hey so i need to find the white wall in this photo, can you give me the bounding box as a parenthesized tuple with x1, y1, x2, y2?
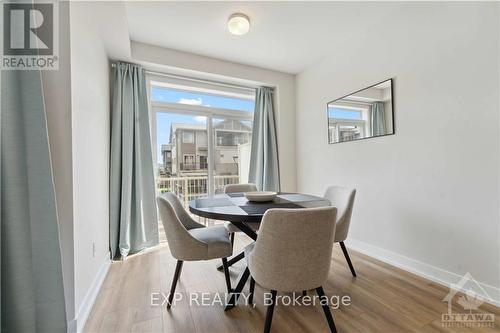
(68, 2, 129, 331)
(70, 3, 110, 328)
(296, 3, 500, 303)
(131, 42, 297, 191)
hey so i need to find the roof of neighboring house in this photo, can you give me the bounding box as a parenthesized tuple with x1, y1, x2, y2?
(171, 123, 206, 133)
(170, 123, 206, 144)
(161, 144, 172, 152)
(171, 120, 251, 134)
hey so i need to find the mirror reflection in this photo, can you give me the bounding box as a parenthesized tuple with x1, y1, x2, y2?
(327, 79, 394, 144)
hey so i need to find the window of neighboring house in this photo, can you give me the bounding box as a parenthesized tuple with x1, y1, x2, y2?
(215, 130, 251, 147)
(183, 154, 195, 166)
(199, 156, 208, 169)
(182, 131, 194, 143)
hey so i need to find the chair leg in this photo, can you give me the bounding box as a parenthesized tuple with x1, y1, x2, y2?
(339, 241, 357, 277)
(221, 258, 232, 293)
(263, 290, 277, 333)
(230, 233, 235, 247)
(249, 276, 255, 304)
(225, 267, 250, 310)
(316, 286, 337, 333)
(167, 260, 183, 309)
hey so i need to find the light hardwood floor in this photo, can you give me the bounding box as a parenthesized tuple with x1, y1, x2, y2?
(84, 235, 500, 333)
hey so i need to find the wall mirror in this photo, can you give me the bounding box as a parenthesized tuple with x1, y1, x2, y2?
(327, 79, 394, 144)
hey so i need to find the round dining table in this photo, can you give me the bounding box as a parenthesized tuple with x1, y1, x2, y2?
(188, 191, 331, 310)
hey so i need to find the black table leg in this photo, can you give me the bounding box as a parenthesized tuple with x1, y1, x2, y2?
(216, 250, 245, 271)
(224, 267, 250, 310)
(222, 222, 257, 311)
(231, 222, 258, 240)
(217, 221, 258, 270)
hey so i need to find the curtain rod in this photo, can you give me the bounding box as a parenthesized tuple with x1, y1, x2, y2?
(111, 62, 257, 92)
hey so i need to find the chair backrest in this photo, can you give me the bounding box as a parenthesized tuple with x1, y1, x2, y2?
(323, 186, 356, 242)
(156, 193, 205, 260)
(224, 183, 258, 193)
(247, 207, 337, 292)
(161, 192, 204, 230)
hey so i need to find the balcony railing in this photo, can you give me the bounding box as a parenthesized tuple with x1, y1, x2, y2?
(157, 175, 240, 208)
(179, 163, 208, 171)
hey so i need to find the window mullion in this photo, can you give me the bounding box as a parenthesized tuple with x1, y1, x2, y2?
(207, 115, 214, 196)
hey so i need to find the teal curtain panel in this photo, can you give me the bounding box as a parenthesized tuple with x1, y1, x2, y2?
(371, 101, 386, 136)
(1, 70, 67, 332)
(248, 87, 280, 192)
(110, 62, 159, 259)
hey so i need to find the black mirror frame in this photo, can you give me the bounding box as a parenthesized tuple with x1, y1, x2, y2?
(326, 78, 395, 145)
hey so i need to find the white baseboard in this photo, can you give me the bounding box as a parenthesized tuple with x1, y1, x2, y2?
(346, 238, 500, 307)
(67, 318, 77, 333)
(75, 253, 111, 333)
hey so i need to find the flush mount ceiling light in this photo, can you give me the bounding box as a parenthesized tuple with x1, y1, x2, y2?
(227, 13, 250, 35)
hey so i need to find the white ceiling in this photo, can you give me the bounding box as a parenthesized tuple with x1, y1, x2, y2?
(125, 2, 404, 74)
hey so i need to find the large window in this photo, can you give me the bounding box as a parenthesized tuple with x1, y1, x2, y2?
(149, 76, 255, 210)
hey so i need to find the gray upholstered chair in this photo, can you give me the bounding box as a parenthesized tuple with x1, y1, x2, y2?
(224, 183, 258, 194)
(157, 193, 233, 308)
(223, 183, 260, 245)
(324, 186, 357, 277)
(245, 207, 338, 333)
